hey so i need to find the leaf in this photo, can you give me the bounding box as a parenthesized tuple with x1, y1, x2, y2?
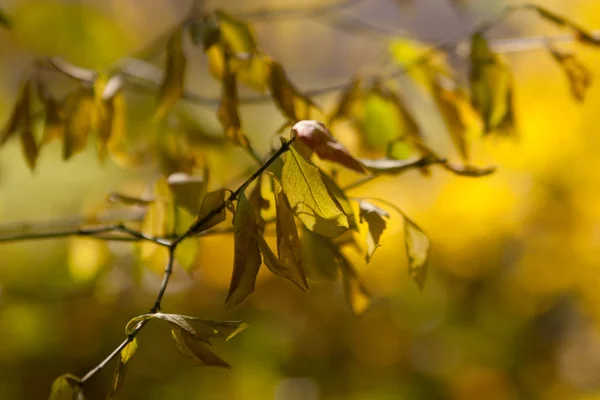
(63, 88, 94, 160)
(154, 29, 186, 121)
(403, 216, 430, 290)
(171, 326, 231, 368)
(39, 92, 64, 145)
(320, 172, 358, 230)
(107, 339, 138, 400)
(275, 188, 308, 288)
(300, 228, 339, 281)
(329, 77, 363, 123)
(187, 319, 249, 343)
(126, 313, 197, 336)
(281, 145, 349, 237)
(291, 120, 366, 173)
(256, 232, 308, 291)
(189, 14, 221, 50)
(469, 33, 516, 136)
(359, 156, 439, 175)
(49, 374, 82, 400)
(267, 59, 321, 121)
(339, 253, 372, 315)
(548, 45, 593, 101)
(216, 10, 257, 54)
(358, 201, 390, 263)
(217, 49, 250, 147)
(1, 80, 30, 147)
(18, 82, 38, 171)
(529, 5, 600, 46)
(226, 192, 262, 309)
(107, 192, 153, 206)
(190, 189, 227, 234)
(167, 172, 207, 215)
(0, 8, 11, 28)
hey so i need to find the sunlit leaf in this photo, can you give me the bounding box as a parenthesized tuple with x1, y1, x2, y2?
(469, 33, 516, 136)
(291, 120, 366, 173)
(339, 253, 372, 315)
(320, 172, 358, 230)
(529, 5, 600, 46)
(49, 374, 82, 400)
(275, 187, 308, 288)
(358, 200, 390, 263)
(360, 156, 438, 175)
(190, 189, 226, 234)
(226, 192, 262, 309)
(154, 29, 186, 121)
(107, 339, 138, 400)
(171, 326, 231, 368)
(403, 215, 430, 290)
(167, 172, 207, 215)
(547, 45, 592, 101)
(217, 50, 250, 147)
(267, 59, 321, 121)
(281, 145, 349, 237)
(189, 14, 220, 50)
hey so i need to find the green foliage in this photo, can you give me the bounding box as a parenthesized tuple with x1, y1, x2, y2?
(49, 374, 82, 400)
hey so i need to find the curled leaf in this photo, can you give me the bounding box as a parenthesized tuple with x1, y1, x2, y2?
(291, 120, 366, 173)
(359, 200, 390, 263)
(281, 145, 349, 237)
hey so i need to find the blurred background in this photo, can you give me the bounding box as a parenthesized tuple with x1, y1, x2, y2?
(1, 0, 600, 398)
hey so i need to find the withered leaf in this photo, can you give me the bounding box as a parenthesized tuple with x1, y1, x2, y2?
(171, 326, 231, 368)
(217, 49, 250, 147)
(291, 120, 366, 173)
(548, 45, 593, 101)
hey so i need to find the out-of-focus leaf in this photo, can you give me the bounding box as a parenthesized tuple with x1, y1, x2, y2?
(67, 237, 108, 283)
(281, 145, 349, 237)
(105, 91, 141, 167)
(529, 5, 600, 46)
(189, 14, 221, 50)
(49, 374, 82, 400)
(443, 162, 496, 177)
(217, 50, 250, 147)
(432, 78, 482, 161)
(40, 93, 64, 145)
(0, 8, 11, 28)
(167, 172, 207, 215)
(207, 44, 225, 80)
(107, 192, 153, 206)
(267, 59, 321, 121)
(291, 120, 366, 173)
(469, 33, 516, 136)
(274, 187, 308, 288)
(359, 156, 438, 175)
(548, 45, 592, 101)
(226, 192, 262, 309)
(329, 77, 362, 123)
(171, 326, 231, 368)
(389, 37, 446, 87)
(359, 200, 390, 263)
(190, 189, 226, 234)
(107, 339, 138, 400)
(339, 253, 372, 315)
(404, 215, 430, 290)
(154, 29, 186, 121)
(63, 88, 94, 160)
(216, 10, 257, 54)
(301, 228, 339, 281)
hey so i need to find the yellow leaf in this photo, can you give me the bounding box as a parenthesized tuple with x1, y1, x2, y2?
(226, 192, 262, 309)
(18, 81, 38, 171)
(68, 237, 109, 283)
(548, 45, 593, 102)
(358, 200, 390, 263)
(40, 94, 64, 145)
(107, 339, 138, 400)
(329, 77, 363, 123)
(404, 215, 430, 290)
(171, 326, 231, 368)
(191, 189, 227, 234)
(49, 373, 82, 400)
(63, 88, 94, 160)
(167, 172, 207, 216)
(217, 50, 250, 147)
(281, 145, 349, 237)
(154, 29, 186, 121)
(256, 232, 308, 291)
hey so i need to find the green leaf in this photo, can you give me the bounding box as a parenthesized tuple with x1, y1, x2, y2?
(154, 28, 186, 121)
(167, 172, 207, 215)
(171, 326, 231, 368)
(49, 374, 82, 400)
(281, 145, 349, 237)
(404, 215, 430, 290)
(275, 187, 308, 289)
(469, 33, 516, 136)
(339, 253, 372, 315)
(189, 14, 221, 50)
(547, 45, 592, 102)
(106, 339, 138, 400)
(226, 192, 262, 309)
(191, 189, 227, 234)
(358, 200, 390, 263)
